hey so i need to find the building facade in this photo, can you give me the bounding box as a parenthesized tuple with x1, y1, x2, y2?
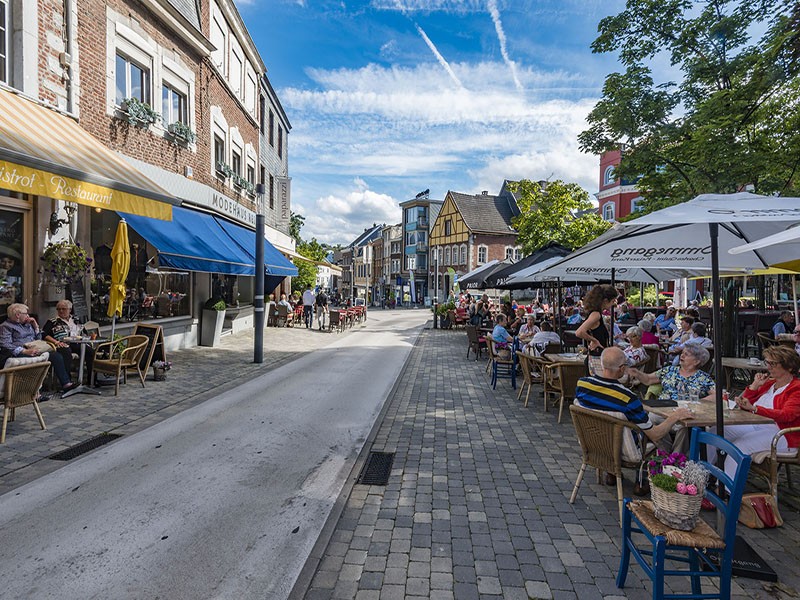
(0, 0, 296, 349)
(399, 193, 442, 304)
(596, 149, 643, 222)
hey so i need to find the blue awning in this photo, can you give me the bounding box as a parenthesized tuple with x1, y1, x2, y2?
(120, 206, 297, 277)
(213, 216, 298, 277)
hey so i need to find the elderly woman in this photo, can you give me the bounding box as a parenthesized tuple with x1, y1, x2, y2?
(668, 321, 713, 365)
(637, 319, 660, 345)
(508, 306, 528, 336)
(629, 344, 715, 402)
(623, 326, 649, 366)
(518, 314, 539, 345)
(726, 346, 800, 481)
(669, 315, 695, 345)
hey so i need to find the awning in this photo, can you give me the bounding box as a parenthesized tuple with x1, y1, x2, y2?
(213, 216, 298, 277)
(120, 206, 298, 278)
(0, 87, 174, 220)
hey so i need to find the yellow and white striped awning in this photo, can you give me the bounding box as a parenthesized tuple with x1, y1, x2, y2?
(0, 87, 173, 220)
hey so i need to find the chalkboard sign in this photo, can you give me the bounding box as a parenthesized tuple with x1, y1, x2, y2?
(133, 323, 166, 370)
(69, 280, 89, 323)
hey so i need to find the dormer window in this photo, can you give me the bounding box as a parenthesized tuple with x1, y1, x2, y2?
(604, 165, 616, 186)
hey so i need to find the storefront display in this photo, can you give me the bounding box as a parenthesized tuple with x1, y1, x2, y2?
(0, 208, 24, 312)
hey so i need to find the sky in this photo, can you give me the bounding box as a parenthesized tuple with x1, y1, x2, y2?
(239, 0, 628, 245)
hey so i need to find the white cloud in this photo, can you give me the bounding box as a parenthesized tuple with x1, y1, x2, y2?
(487, 0, 522, 91)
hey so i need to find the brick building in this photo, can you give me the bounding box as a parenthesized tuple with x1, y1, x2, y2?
(596, 149, 643, 222)
(0, 0, 296, 349)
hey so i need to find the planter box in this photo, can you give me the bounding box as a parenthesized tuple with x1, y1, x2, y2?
(200, 309, 226, 347)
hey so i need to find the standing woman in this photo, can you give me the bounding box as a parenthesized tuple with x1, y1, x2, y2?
(576, 284, 618, 376)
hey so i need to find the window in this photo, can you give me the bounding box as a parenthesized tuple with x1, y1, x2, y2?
(277, 125, 283, 158)
(210, 15, 226, 73)
(392, 259, 400, 273)
(116, 53, 150, 105)
(247, 164, 255, 186)
(268, 110, 274, 146)
(214, 134, 226, 173)
(604, 165, 616, 186)
(259, 96, 265, 130)
(417, 255, 426, 269)
(161, 84, 187, 124)
(630, 196, 643, 213)
(444, 219, 452, 236)
(269, 174, 274, 209)
(417, 231, 426, 243)
(477, 245, 487, 264)
(407, 256, 416, 270)
(514, 247, 522, 261)
(231, 149, 242, 177)
(602, 202, 615, 221)
(445, 247, 451, 265)
(505, 246, 514, 260)
(460, 245, 467, 264)
(0, 0, 8, 84)
(230, 48, 243, 96)
(245, 72, 256, 112)
(438, 247, 443, 265)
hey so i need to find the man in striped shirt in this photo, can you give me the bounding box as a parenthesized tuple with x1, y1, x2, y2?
(575, 347, 692, 447)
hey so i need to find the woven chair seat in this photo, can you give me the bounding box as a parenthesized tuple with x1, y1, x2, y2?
(629, 500, 725, 549)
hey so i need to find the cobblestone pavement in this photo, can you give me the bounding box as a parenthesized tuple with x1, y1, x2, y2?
(0, 319, 355, 495)
(303, 328, 800, 600)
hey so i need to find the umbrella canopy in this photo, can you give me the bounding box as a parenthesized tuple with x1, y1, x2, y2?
(107, 219, 130, 319)
(483, 242, 572, 289)
(459, 260, 513, 290)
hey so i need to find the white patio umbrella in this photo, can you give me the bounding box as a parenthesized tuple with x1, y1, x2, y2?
(535, 192, 800, 434)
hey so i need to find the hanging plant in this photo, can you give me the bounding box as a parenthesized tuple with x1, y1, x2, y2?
(40, 241, 92, 283)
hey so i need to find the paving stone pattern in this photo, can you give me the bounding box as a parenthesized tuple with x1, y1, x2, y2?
(304, 328, 800, 600)
(0, 323, 334, 495)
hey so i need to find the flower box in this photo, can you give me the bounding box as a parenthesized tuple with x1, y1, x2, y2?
(121, 98, 160, 128)
(167, 121, 196, 144)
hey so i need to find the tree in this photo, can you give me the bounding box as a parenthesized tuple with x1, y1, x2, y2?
(510, 180, 611, 254)
(291, 238, 329, 294)
(579, 0, 800, 215)
(289, 212, 305, 244)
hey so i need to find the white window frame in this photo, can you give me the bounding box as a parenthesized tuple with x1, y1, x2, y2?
(602, 202, 615, 221)
(460, 244, 467, 265)
(630, 196, 643, 214)
(230, 42, 243, 97)
(444, 247, 451, 265)
(477, 245, 488, 264)
(108, 22, 157, 114)
(604, 165, 616, 186)
(514, 247, 522, 261)
(0, 0, 9, 85)
(407, 256, 416, 271)
(245, 68, 257, 114)
(505, 246, 514, 260)
(210, 8, 227, 75)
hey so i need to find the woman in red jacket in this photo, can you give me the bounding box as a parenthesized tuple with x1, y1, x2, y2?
(729, 345, 800, 480)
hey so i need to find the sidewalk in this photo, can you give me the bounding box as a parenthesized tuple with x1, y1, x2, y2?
(0, 322, 338, 495)
(301, 328, 800, 600)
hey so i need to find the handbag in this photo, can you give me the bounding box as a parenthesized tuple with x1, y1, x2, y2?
(738, 493, 783, 529)
(24, 340, 55, 353)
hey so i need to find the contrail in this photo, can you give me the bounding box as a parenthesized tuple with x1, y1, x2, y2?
(414, 23, 464, 88)
(487, 0, 522, 91)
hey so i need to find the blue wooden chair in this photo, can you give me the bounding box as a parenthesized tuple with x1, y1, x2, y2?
(616, 428, 751, 600)
(488, 340, 516, 390)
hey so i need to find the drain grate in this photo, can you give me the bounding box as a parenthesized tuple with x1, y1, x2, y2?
(49, 433, 123, 461)
(356, 451, 395, 485)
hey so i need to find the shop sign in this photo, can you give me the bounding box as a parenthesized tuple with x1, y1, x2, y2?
(210, 192, 256, 227)
(276, 177, 291, 231)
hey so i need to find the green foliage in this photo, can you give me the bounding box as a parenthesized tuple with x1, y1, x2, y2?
(650, 473, 678, 493)
(579, 0, 800, 214)
(122, 97, 160, 127)
(291, 238, 329, 294)
(626, 284, 659, 307)
(40, 241, 92, 283)
(289, 212, 306, 244)
(203, 297, 226, 311)
(510, 180, 611, 253)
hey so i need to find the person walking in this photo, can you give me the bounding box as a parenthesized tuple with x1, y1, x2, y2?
(302, 285, 316, 329)
(315, 289, 329, 331)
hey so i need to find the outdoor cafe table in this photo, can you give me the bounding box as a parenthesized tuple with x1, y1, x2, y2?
(544, 352, 585, 364)
(721, 357, 767, 392)
(644, 398, 772, 428)
(61, 337, 107, 398)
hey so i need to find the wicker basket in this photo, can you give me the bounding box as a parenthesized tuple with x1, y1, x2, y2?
(649, 477, 703, 530)
(153, 367, 167, 381)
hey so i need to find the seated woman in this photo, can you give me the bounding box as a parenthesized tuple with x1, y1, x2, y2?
(727, 346, 800, 481)
(637, 319, 660, 346)
(508, 307, 528, 336)
(669, 315, 694, 345)
(517, 314, 539, 345)
(622, 326, 648, 366)
(617, 302, 635, 323)
(491, 313, 514, 359)
(628, 344, 715, 402)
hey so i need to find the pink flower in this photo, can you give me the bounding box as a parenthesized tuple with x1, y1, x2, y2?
(686, 484, 698, 496)
(676, 482, 687, 494)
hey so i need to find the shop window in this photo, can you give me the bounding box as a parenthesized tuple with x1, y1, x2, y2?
(212, 273, 239, 308)
(115, 52, 150, 105)
(0, 208, 24, 313)
(90, 211, 190, 326)
(161, 84, 186, 125)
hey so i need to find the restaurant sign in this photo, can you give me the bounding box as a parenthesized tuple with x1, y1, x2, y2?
(276, 176, 291, 232)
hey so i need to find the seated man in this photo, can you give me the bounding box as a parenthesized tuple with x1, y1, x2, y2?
(566, 307, 583, 325)
(575, 347, 692, 485)
(772, 310, 795, 338)
(668, 321, 713, 365)
(277, 293, 292, 309)
(0, 303, 76, 393)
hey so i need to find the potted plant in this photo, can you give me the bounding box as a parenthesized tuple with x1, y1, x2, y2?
(40, 241, 92, 302)
(647, 450, 710, 530)
(167, 121, 196, 144)
(152, 360, 172, 381)
(121, 97, 160, 128)
(436, 301, 455, 329)
(200, 297, 226, 346)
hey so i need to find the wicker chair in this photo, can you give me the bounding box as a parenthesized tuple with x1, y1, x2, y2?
(569, 404, 652, 524)
(543, 361, 585, 423)
(466, 325, 487, 361)
(0, 361, 51, 443)
(515, 351, 538, 407)
(328, 309, 344, 333)
(275, 304, 294, 327)
(91, 334, 149, 396)
(749, 426, 800, 504)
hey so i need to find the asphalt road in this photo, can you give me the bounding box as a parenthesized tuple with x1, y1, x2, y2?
(0, 310, 429, 600)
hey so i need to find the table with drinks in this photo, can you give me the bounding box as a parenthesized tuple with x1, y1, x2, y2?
(721, 356, 768, 392)
(61, 335, 107, 398)
(644, 397, 772, 428)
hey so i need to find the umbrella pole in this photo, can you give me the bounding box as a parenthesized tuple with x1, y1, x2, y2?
(610, 268, 616, 338)
(557, 280, 563, 340)
(793, 275, 798, 325)
(111, 315, 116, 340)
(710, 223, 723, 438)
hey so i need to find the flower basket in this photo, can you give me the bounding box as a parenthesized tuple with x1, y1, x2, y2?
(649, 476, 703, 530)
(153, 366, 167, 381)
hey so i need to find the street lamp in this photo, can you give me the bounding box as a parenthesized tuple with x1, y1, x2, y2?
(254, 183, 266, 363)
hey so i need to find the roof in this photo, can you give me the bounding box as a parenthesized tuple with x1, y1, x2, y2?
(166, 0, 201, 31)
(349, 224, 383, 247)
(449, 191, 518, 234)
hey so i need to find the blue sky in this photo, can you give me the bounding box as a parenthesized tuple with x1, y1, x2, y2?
(239, 0, 627, 245)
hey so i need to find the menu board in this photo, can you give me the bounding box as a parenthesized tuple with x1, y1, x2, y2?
(69, 280, 89, 322)
(133, 323, 165, 369)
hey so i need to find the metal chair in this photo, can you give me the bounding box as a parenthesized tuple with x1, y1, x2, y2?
(0, 362, 51, 443)
(617, 428, 752, 600)
(91, 334, 149, 396)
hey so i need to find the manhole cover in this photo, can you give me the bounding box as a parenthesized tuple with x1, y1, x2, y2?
(49, 433, 123, 461)
(357, 451, 394, 485)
